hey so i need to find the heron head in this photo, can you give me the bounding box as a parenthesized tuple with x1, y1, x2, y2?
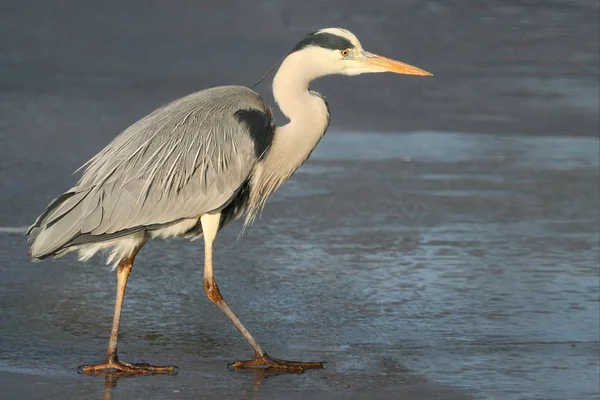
(287, 28, 432, 78)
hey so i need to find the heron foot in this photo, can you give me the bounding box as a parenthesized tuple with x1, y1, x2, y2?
(228, 352, 325, 372)
(78, 359, 177, 375)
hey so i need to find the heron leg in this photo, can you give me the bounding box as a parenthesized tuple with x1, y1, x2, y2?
(79, 242, 176, 375)
(200, 213, 325, 372)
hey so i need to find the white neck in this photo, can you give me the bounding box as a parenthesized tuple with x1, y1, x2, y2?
(272, 50, 330, 129)
(270, 50, 330, 171)
(245, 50, 330, 225)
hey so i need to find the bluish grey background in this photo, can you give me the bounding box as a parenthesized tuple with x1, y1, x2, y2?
(0, 1, 598, 399)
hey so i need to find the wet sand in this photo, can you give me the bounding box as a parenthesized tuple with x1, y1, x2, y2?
(1, 1, 599, 400)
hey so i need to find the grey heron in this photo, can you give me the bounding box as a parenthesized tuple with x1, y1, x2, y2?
(26, 28, 431, 373)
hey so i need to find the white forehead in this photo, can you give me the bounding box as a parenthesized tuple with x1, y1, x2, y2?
(316, 27, 363, 49)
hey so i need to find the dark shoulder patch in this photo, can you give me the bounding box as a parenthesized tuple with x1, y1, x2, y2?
(290, 32, 354, 54)
(234, 109, 274, 160)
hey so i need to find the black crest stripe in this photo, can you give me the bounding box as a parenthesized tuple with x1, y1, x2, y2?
(290, 32, 354, 54)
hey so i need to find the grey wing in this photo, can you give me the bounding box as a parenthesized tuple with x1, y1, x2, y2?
(27, 85, 273, 259)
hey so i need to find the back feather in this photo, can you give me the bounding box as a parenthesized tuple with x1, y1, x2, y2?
(27, 85, 272, 260)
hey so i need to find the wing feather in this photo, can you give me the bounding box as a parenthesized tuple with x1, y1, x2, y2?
(27, 85, 273, 258)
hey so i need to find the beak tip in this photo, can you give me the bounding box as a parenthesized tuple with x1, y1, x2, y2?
(364, 53, 432, 77)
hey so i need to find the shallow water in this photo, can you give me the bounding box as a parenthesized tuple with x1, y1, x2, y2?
(1, 131, 599, 399)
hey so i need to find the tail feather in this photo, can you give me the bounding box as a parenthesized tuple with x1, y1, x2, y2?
(26, 191, 76, 235)
(27, 189, 90, 260)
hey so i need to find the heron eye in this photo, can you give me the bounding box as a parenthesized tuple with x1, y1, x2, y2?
(341, 49, 350, 57)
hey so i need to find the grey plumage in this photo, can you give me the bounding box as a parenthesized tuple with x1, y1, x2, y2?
(27, 86, 273, 262)
(27, 27, 431, 269)
(25, 27, 432, 373)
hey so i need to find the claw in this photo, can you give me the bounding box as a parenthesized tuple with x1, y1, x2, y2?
(229, 352, 325, 372)
(78, 360, 178, 375)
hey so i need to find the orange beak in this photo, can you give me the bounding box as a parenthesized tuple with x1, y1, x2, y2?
(359, 51, 432, 76)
